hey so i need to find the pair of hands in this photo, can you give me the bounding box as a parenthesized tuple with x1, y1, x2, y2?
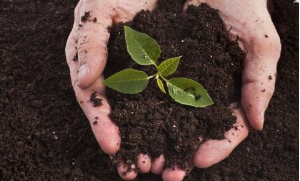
(65, 0, 281, 180)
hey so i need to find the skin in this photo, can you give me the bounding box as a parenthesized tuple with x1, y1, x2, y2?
(65, 0, 281, 180)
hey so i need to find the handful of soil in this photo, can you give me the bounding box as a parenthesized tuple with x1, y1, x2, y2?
(104, 1, 244, 170)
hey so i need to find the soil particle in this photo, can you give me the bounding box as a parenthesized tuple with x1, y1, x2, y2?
(93, 121, 98, 125)
(73, 53, 78, 61)
(90, 92, 103, 107)
(268, 75, 273, 80)
(93, 17, 97, 23)
(194, 95, 201, 101)
(81, 11, 90, 22)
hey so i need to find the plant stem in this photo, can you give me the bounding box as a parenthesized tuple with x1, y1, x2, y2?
(148, 74, 157, 79)
(159, 75, 168, 82)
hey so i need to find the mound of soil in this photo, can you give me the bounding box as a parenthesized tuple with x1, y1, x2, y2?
(104, 1, 244, 170)
(0, 0, 298, 181)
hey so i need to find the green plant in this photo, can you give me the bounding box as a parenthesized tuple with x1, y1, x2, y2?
(103, 26, 213, 108)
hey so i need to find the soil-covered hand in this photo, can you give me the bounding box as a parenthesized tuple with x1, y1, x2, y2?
(161, 0, 281, 180)
(65, 0, 159, 180)
(184, 0, 281, 131)
(66, 0, 281, 180)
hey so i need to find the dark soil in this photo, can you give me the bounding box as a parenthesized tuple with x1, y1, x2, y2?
(105, 2, 244, 170)
(90, 92, 103, 107)
(0, 0, 298, 181)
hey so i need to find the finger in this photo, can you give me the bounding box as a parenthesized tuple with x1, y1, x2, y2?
(77, 0, 113, 88)
(117, 162, 137, 180)
(151, 154, 166, 175)
(112, 0, 158, 23)
(241, 15, 281, 130)
(66, 1, 120, 154)
(162, 166, 186, 181)
(183, 0, 203, 11)
(65, 2, 81, 69)
(193, 103, 249, 168)
(77, 0, 159, 88)
(73, 76, 121, 154)
(137, 154, 151, 173)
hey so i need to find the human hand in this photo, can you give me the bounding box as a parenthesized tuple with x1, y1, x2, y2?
(65, 0, 160, 180)
(66, 0, 281, 180)
(161, 0, 281, 180)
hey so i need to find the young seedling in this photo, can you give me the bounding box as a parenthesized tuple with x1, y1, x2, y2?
(103, 26, 213, 108)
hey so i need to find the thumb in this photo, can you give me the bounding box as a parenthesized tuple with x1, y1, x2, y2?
(241, 14, 281, 130)
(76, 0, 113, 88)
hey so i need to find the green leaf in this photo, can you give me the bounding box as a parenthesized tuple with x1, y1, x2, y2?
(124, 26, 161, 66)
(156, 77, 166, 93)
(157, 56, 181, 77)
(103, 69, 149, 94)
(166, 78, 213, 107)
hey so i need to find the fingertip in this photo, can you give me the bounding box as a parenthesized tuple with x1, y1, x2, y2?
(117, 162, 137, 181)
(96, 128, 120, 155)
(193, 140, 230, 168)
(91, 116, 121, 155)
(248, 112, 264, 131)
(137, 154, 151, 173)
(99, 138, 120, 155)
(193, 153, 219, 168)
(242, 83, 270, 131)
(241, 100, 265, 131)
(194, 105, 249, 168)
(151, 155, 166, 175)
(162, 167, 186, 181)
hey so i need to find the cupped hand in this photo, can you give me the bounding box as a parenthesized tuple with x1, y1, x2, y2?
(65, 0, 160, 180)
(185, 0, 281, 130)
(65, 0, 281, 180)
(163, 0, 281, 180)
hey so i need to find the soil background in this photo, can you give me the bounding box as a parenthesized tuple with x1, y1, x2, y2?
(0, 0, 298, 180)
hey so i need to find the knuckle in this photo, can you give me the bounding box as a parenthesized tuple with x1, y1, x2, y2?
(78, 34, 107, 56)
(66, 33, 76, 50)
(65, 39, 72, 55)
(77, 34, 93, 55)
(65, 33, 78, 63)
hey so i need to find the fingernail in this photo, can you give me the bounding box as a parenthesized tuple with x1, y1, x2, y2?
(78, 64, 89, 81)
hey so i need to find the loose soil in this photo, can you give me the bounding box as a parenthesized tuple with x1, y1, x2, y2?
(0, 0, 298, 181)
(105, 2, 244, 170)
